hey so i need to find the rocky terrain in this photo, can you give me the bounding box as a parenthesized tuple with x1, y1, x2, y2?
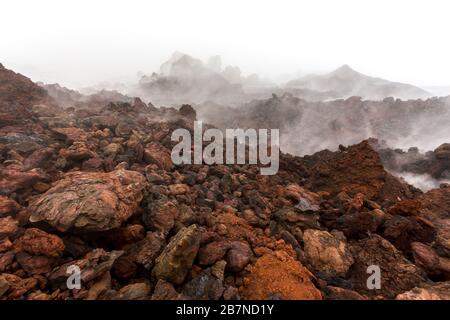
(0, 62, 449, 300)
(197, 92, 450, 156)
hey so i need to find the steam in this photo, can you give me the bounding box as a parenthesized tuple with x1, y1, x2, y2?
(396, 172, 450, 192)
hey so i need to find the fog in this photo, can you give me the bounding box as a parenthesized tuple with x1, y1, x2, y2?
(1, 0, 450, 89)
(396, 172, 449, 192)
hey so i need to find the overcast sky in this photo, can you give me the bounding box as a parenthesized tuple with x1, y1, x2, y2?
(1, 0, 449, 88)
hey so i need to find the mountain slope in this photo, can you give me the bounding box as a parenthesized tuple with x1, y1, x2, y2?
(286, 64, 430, 100)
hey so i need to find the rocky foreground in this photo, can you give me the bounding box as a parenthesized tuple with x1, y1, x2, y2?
(0, 64, 449, 300)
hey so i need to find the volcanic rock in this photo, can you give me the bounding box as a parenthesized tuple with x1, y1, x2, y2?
(303, 229, 354, 278)
(152, 224, 201, 285)
(347, 234, 427, 298)
(29, 169, 147, 232)
(240, 251, 322, 300)
(396, 282, 450, 300)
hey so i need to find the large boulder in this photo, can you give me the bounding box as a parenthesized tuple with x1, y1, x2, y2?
(303, 229, 354, 278)
(29, 169, 147, 232)
(347, 234, 427, 298)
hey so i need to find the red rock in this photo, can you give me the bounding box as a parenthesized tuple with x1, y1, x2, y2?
(144, 142, 173, 171)
(15, 252, 54, 275)
(0, 251, 15, 272)
(143, 200, 178, 235)
(29, 169, 147, 232)
(348, 234, 427, 298)
(23, 148, 55, 170)
(14, 228, 64, 257)
(48, 249, 123, 287)
(324, 286, 368, 300)
(110, 282, 151, 300)
(382, 215, 436, 253)
(59, 141, 97, 162)
(0, 167, 44, 194)
(226, 241, 252, 272)
(241, 251, 322, 300)
(198, 241, 230, 266)
(396, 282, 450, 300)
(0, 196, 21, 217)
(411, 242, 450, 278)
(305, 140, 419, 205)
(0, 216, 19, 239)
(52, 127, 88, 143)
(168, 183, 190, 195)
(151, 280, 186, 300)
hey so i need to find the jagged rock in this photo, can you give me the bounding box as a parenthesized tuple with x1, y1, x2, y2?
(86, 271, 111, 300)
(323, 286, 368, 300)
(382, 215, 436, 253)
(143, 199, 178, 235)
(0, 273, 39, 299)
(14, 228, 64, 257)
(336, 210, 384, 239)
(23, 147, 54, 170)
(0, 196, 21, 217)
(223, 286, 240, 300)
(241, 251, 322, 300)
(48, 249, 123, 289)
(0, 251, 15, 272)
(211, 260, 226, 281)
(396, 282, 450, 300)
(152, 224, 201, 285)
(198, 240, 230, 266)
(144, 142, 173, 171)
(0, 216, 18, 239)
(284, 184, 320, 212)
(182, 268, 225, 300)
(29, 169, 147, 231)
(103, 143, 123, 156)
(411, 242, 450, 279)
(59, 141, 97, 161)
(151, 280, 187, 300)
(51, 127, 88, 143)
(304, 140, 419, 206)
(348, 234, 427, 298)
(135, 232, 166, 269)
(110, 282, 151, 300)
(15, 252, 54, 275)
(226, 241, 252, 272)
(0, 167, 44, 195)
(303, 229, 354, 278)
(168, 183, 190, 195)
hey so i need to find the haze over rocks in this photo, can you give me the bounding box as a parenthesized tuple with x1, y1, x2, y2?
(0, 61, 449, 301)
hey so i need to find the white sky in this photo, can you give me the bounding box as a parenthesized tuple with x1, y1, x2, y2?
(1, 0, 449, 88)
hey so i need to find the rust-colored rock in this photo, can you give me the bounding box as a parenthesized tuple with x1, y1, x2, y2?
(241, 251, 322, 300)
(348, 234, 427, 298)
(29, 169, 147, 231)
(144, 142, 173, 171)
(14, 228, 64, 257)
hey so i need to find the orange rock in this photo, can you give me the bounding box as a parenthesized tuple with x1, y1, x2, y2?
(14, 228, 65, 258)
(0, 196, 21, 217)
(241, 251, 322, 300)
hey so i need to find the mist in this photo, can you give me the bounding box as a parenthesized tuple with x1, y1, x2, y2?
(2, 0, 450, 89)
